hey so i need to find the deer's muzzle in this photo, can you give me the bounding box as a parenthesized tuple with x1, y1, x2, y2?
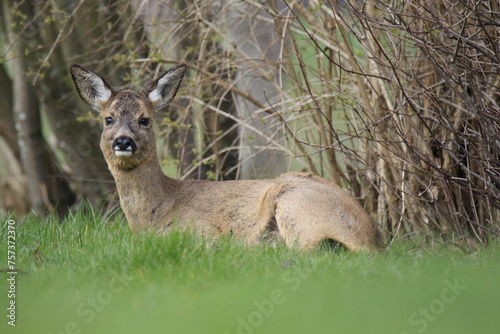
(113, 136, 137, 157)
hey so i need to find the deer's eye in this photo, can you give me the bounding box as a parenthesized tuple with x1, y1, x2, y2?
(139, 117, 150, 126)
(104, 117, 114, 126)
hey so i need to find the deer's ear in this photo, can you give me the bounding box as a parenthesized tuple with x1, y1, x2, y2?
(146, 64, 186, 110)
(70, 64, 113, 111)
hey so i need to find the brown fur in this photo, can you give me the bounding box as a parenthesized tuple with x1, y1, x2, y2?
(71, 64, 384, 252)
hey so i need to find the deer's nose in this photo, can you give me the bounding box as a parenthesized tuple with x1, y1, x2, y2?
(113, 136, 137, 156)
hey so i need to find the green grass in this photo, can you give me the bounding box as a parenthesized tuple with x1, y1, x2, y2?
(1, 207, 499, 334)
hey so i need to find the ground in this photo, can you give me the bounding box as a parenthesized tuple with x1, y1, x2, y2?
(0, 208, 498, 334)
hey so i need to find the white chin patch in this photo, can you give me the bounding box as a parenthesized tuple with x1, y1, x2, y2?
(114, 150, 133, 157)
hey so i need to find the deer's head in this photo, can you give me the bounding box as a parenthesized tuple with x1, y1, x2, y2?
(71, 64, 186, 171)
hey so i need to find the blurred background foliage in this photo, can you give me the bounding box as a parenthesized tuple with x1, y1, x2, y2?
(0, 0, 498, 245)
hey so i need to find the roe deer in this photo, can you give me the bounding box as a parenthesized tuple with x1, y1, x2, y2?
(70, 64, 383, 252)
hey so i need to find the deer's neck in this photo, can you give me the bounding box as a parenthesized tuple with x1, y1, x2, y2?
(110, 158, 179, 231)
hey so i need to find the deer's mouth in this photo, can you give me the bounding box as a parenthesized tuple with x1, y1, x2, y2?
(114, 149, 133, 157)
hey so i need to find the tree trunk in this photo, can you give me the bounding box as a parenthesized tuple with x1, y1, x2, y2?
(3, 0, 75, 214)
(35, 1, 115, 204)
(0, 66, 19, 158)
(224, 0, 287, 179)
